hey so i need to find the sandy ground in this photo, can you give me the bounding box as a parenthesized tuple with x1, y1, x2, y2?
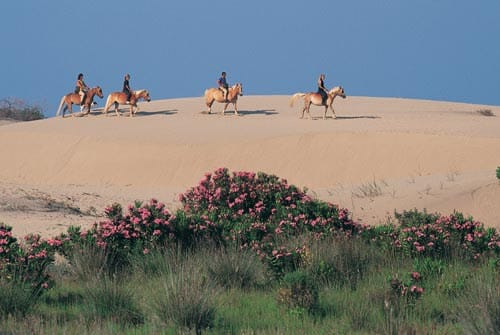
(0, 94, 499, 237)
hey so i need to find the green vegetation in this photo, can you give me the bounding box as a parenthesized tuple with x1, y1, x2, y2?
(0, 97, 45, 121)
(496, 166, 500, 180)
(1, 168, 499, 334)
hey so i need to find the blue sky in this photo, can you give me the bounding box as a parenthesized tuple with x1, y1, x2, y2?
(1, 1, 499, 116)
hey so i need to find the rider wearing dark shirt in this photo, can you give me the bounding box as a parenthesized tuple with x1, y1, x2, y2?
(123, 74, 131, 103)
(317, 74, 328, 105)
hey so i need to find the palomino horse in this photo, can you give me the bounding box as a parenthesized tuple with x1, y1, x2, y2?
(204, 83, 243, 115)
(56, 86, 104, 117)
(289, 86, 346, 119)
(102, 89, 151, 117)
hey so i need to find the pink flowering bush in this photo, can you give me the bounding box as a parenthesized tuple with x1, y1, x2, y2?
(0, 223, 53, 308)
(179, 168, 365, 277)
(55, 200, 178, 271)
(54, 169, 365, 278)
(393, 210, 500, 260)
(0, 224, 54, 289)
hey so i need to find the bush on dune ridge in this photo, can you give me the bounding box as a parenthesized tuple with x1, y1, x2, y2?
(0, 98, 44, 121)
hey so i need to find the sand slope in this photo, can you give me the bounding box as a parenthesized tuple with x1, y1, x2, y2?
(1, 95, 499, 237)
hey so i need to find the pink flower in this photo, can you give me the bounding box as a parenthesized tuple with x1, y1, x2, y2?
(415, 245, 425, 252)
(411, 272, 421, 281)
(47, 239, 62, 247)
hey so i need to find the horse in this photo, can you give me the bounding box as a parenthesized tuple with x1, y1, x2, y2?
(289, 86, 346, 119)
(102, 89, 151, 117)
(56, 86, 104, 117)
(204, 83, 243, 115)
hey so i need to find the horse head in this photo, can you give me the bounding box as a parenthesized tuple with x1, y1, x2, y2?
(234, 83, 243, 96)
(94, 86, 104, 99)
(133, 89, 151, 102)
(329, 86, 346, 99)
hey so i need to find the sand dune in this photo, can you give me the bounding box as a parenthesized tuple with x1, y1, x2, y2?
(1, 95, 499, 237)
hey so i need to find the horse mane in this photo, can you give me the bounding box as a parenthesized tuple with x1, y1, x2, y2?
(328, 86, 342, 94)
(134, 89, 147, 95)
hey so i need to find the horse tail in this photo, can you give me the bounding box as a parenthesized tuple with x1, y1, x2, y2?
(55, 96, 66, 117)
(289, 93, 305, 107)
(204, 89, 213, 107)
(103, 94, 111, 112)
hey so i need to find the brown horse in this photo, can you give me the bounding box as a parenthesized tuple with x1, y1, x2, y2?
(204, 83, 243, 115)
(102, 89, 151, 117)
(289, 86, 346, 119)
(56, 87, 104, 117)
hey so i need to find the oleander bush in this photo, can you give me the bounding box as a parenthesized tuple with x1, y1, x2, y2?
(1, 168, 499, 334)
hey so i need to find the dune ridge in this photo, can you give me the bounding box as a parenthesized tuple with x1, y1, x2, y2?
(1, 95, 499, 236)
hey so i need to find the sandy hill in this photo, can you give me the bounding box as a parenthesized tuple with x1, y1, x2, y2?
(0, 95, 499, 237)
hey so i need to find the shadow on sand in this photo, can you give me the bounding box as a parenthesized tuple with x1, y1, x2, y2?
(201, 109, 278, 116)
(133, 110, 178, 117)
(237, 109, 278, 116)
(308, 115, 380, 120)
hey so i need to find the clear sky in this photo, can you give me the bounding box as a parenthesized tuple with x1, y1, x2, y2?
(1, 1, 499, 117)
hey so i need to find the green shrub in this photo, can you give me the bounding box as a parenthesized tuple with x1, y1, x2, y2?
(394, 209, 440, 229)
(154, 262, 217, 334)
(0, 280, 40, 319)
(307, 235, 373, 289)
(84, 276, 143, 325)
(67, 243, 111, 281)
(496, 166, 500, 180)
(206, 245, 265, 289)
(277, 271, 319, 313)
(457, 265, 500, 334)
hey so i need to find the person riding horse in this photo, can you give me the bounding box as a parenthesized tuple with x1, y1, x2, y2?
(218, 72, 229, 102)
(123, 74, 132, 104)
(317, 74, 329, 105)
(75, 73, 89, 108)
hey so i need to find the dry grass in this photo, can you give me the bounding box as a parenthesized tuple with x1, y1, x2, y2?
(476, 109, 495, 117)
(352, 179, 387, 198)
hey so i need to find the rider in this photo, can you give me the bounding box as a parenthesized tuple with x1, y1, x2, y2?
(75, 73, 89, 107)
(218, 71, 229, 102)
(123, 74, 132, 103)
(317, 74, 328, 105)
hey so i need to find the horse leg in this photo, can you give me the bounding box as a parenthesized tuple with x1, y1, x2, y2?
(114, 102, 121, 117)
(206, 98, 214, 114)
(300, 103, 307, 119)
(222, 102, 229, 115)
(330, 104, 337, 119)
(233, 101, 238, 115)
(82, 103, 90, 115)
(323, 105, 328, 120)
